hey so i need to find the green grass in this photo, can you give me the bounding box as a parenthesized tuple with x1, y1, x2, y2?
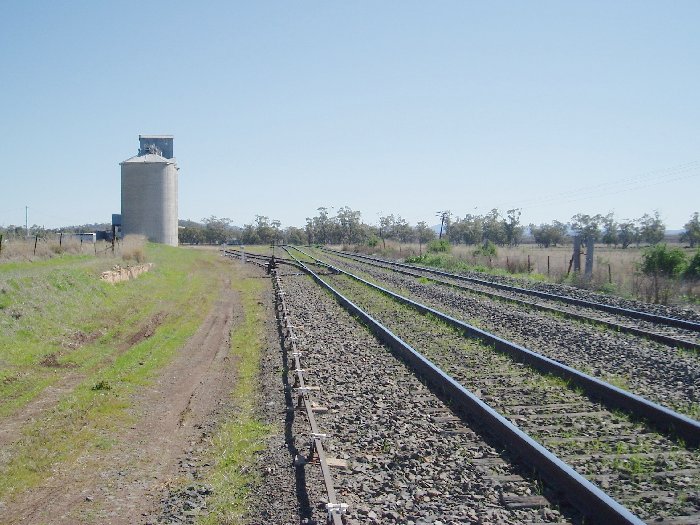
(198, 270, 271, 525)
(0, 244, 224, 500)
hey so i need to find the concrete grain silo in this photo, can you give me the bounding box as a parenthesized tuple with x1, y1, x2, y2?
(120, 135, 179, 246)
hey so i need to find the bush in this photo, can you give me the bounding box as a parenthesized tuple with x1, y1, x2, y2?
(427, 239, 451, 253)
(685, 250, 700, 280)
(367, 235, 379, 248)
(639, 244, 687, 278)
(473, 240, 498, 258)
(639, 244, 687, 304)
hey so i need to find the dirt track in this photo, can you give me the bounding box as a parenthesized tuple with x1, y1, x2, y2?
(2, 276, 241, 524)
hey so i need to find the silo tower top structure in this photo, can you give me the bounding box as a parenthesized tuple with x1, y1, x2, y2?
(138, 135, 174, 159)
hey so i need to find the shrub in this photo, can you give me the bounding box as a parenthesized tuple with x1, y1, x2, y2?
(639, 244, 687, 304)
(639, 244, 687, 278)
(427, 239, 451, 253)
(367, 235, 379, 248)
(685, 250, 700, 280)
(473, 240, 497, 258)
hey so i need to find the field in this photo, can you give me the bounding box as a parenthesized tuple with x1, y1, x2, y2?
(0, 244, 269, 523)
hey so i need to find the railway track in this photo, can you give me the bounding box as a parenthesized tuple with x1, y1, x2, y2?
(317, 248, 700, 351)
(227, 249, 700, 524)
(305, 247, 700, 419)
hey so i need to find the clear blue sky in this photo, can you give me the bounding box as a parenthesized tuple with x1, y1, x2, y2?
(1, 1, 698, 230)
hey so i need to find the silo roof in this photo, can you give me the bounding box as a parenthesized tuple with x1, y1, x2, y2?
(120, 153, 176, 165)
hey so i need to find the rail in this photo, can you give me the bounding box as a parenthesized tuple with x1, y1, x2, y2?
(282, 247, 645, 525)
(321, 247, 700, 333)
(228, 248, 345, 524)
(291, 246, 700, 446)
(312, 247, 700, 351)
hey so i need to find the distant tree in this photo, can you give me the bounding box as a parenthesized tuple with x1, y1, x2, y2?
(312, 207, 333, 244)
(503, 208, 524, 246)
(179, 225, 205, 244)
(285, 226, 307, 245)
(638, 211, 665, 245)
(415, 221, 436, 254)
(617, 220, 639, 249)
(336, 206, 363, 244)
(305, 218, 314, 245)
(601, 213, 618, 247)
(202, 216, 234, 244)
(378, 214, 394, 249)
(482, 209, 506, 245)
(436, 211, 451, 239)
(530, 221, 568, 248)
(680, 212, 700, 248)
(570, 213, 602, 242)
(393, 215, 413, 243)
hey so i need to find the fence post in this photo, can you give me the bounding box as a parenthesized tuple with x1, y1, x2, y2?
(59, 232, 63, 247)
(0, 234, 3, 256)
(547, 255, 550, 276)
(34, 235, 38, 255)
(573, 236, 581, 273)
(584, 237, 594, 278)
(608, 264, 612, 284)
(527, 254, 531, 273)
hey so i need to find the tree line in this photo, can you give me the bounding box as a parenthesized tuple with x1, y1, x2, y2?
(176, 208, 700, 250)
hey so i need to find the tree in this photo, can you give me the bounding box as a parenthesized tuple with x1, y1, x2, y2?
(179, 225, 205, 244)
(436, 211, 451, 239)
(503, 208, 524, 246)
(617, 220, 639, 249)
(285, 226, 307, 245)
(312, 207, 333, 244)
(415, 221, 436, 254)
(601, 213, 618, 247)
(680, 212, 700, 248)
(336, 206, 363, 244)
(530, 221, 567, 248)
(482, 209, 506, 245)
(393, 215, 413, 243)
(638, 211, 665, 245)
(378, 214, 394, 249)
(570, 213, 602, 242)
(202, 216, 234, 244)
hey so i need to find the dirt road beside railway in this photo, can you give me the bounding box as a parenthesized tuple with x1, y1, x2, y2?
(2, 276, 241, 524)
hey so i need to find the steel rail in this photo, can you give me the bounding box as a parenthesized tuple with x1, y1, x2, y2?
(223, 248, 299, 268)
(282, 247, 645, 525)
(311, 247, 700, 351)
(321, 247, 700, 333)
(227, 250, 346, 524)
(291, 247, 700, 446)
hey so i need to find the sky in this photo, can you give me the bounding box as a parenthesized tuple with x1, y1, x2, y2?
(1, 1, 698, 230)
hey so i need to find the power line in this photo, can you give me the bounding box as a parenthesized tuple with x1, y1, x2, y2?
(493, 161, 699, 211)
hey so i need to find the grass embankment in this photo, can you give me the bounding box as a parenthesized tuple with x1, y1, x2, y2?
(199, 274, 270, 525)
(0, 245, 224, 499)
